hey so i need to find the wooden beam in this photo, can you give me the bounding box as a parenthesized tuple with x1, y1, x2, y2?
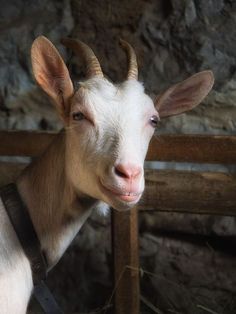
(0, 131, 236, 164)
(139, 169, 236, 216)
(111, 207, 140, 314)
(148, 135, 236, 163)
(0, 130, 56, 157)
(0, 162, 235, 216)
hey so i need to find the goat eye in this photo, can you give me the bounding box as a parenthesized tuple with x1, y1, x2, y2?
(150, 115, 159, 128)
(72, 112, 85, 121)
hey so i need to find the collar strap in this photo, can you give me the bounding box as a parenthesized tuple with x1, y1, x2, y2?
(0, 183, 47, 284)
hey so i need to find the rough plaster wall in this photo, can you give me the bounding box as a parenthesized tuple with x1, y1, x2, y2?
(0, 0, 236, 313)
(1, 0, 236, 134)
(0, 0, 73, 130)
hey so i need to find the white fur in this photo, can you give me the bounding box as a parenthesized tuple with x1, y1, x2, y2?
(0, 199, 32, 314)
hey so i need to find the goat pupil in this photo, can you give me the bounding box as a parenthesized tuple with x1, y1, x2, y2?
(73, 112, 84, 121)
(150, 115, 159, 127)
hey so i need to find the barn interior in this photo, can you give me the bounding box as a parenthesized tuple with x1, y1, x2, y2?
(0, 1, 236, 313)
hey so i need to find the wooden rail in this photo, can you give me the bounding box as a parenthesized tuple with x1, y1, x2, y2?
(0, 130, 236, 163)
(0, 130, 56, 157)
(148, 135, 236, 163)
(1, 162, 235, 217)
(141, 169, 236, 216)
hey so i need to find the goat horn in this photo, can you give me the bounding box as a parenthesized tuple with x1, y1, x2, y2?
(61, 37, 103, 78)
(119, 39, 138, 80)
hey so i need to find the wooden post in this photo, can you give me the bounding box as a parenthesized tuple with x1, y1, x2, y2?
(111, 207, 140, 314)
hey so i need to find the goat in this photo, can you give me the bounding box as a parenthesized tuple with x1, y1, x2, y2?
(0, 36, 214, 313)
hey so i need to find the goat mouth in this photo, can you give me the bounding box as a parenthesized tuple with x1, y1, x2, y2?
(99, 181, 142, 203)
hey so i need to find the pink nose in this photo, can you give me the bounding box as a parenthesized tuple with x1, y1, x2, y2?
(114, 163, 142, 180)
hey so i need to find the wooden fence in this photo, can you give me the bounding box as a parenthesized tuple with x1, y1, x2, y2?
(0, 130, 236, 314)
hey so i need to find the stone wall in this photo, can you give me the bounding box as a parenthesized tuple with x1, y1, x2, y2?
(1, 0, 236, 135)
(0, 0, 236, 313)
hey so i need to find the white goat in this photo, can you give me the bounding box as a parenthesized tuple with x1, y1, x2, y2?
(0, 36, 214, 313)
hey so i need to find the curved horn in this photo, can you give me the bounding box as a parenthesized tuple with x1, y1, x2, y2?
(61, 37, 103, 78)
(119, 39, 138, 80)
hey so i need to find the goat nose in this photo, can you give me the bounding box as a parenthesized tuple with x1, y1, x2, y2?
(114, 163, 142, 180)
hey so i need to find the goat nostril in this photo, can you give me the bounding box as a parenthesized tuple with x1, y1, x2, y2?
(115, 166, 129, 179)
(114, 164, 141, 180)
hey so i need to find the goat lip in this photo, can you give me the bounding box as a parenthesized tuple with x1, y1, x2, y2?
(99, 181, 142, 203)
(117, 194, 141, 202)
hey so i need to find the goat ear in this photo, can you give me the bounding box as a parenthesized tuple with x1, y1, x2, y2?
(31, 36, 74, 121)
(155, 71, 214, 118)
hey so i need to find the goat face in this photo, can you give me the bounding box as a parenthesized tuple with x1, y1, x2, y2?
(31, 36, 214, 211)
(65, 78, 157, 210)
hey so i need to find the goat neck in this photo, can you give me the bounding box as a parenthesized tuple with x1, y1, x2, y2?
(16, 131, 98, 268)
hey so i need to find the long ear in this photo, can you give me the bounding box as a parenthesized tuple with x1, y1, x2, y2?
(31, 36, 74, 121)
(155, 71, 214, 118)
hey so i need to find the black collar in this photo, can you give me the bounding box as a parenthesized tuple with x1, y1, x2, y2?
(0, 183, 47, 283)
(0, 183, 63, 314)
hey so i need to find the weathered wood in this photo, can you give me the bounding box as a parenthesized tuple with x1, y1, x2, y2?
(139, 169, 236, 216)
(0, 131, 236, 164)
(148, 135, 236, 163)
(0, 130, 56, 157)
(112, 207, 140, 314)
(0, 162, 235, 216)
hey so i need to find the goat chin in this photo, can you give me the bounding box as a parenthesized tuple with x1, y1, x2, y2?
(102, 194, 142, 212)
